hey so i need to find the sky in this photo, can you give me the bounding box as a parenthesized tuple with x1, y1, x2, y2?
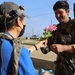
(0, 0, 75, 37)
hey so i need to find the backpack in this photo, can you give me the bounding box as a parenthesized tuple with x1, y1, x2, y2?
(0, 33, 22, 75)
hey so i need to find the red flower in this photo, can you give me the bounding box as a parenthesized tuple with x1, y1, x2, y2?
(44, 28, 47, 31)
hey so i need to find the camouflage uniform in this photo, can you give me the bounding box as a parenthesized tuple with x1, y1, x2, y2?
(50, 18, 75, 75)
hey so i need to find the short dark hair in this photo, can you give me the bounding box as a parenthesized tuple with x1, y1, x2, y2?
(53, 1, 69, 11)
(0, 2, 25, 32)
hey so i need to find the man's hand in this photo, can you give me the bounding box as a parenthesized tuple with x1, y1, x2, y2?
(36, 40, 47, 49)
(50, 44, 74, 53)
(50, 44, 64, 53)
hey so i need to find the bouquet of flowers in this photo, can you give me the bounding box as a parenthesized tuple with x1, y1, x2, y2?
(40, 24, 57, 54)
(40, 24, 57, 40)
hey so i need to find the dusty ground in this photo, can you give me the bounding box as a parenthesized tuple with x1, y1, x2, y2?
(23, 39, 57, 61)
(23, 39, 57, 71)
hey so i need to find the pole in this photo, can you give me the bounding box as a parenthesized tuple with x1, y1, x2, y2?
(51, 19, 52, 25)
(73, 3, 75, 19)
(32, 28, 34, 36)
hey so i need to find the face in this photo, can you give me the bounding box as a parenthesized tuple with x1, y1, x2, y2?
(54, 8, 69, 23)
(17, 17, 26, 37)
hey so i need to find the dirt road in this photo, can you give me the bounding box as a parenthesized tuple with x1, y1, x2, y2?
(23, 39, 57, 61)
(23, 39, 57, 70)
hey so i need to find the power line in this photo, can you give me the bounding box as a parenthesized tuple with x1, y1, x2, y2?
(26, 4, 51, 12)
(29, 7, 73, 18)
(30, 12, 53, 18)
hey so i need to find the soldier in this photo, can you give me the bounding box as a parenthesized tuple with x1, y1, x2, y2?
(50, 1, 75, 75)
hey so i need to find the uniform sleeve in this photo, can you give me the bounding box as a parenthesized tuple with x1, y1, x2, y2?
(72, 44, 75, 50)
(18, 46, 38, 75)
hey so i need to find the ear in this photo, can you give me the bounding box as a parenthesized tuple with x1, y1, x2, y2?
(67, 9, 70, 13)
(16, 17, 22, 27)
(66, 9, 70, 15)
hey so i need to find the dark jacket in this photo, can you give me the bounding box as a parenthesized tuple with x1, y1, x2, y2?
(48, 18, 75, 75)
